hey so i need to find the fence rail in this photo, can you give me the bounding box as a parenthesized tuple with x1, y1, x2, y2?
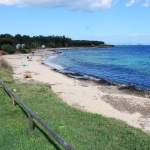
(0, 79, 74, 150)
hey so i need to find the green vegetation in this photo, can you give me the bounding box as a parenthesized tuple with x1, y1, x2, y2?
(0, 59, 150, 150)
(1, 44, 16, 54)
(18, 46, 30, 54)
(0, 58, 14, 83)
(0, 34, 107, 54)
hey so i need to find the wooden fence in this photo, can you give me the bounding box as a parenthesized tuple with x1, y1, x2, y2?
(0, 79, 74, 150)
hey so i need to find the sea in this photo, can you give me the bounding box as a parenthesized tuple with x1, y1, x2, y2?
(44, 45, 150, 90)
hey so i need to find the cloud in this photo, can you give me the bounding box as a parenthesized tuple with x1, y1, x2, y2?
(126, 0, 150, 7)
(0, 0, 115, 11)
(95, 33, 150, 39)
(142, 0, 150, 7)
(1, 0, 150, 9)
(94, 33, 150, 44)
(126, 0, 138, 7)
(123, 33, 150, 38)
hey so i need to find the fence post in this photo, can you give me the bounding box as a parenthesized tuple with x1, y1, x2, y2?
(11, 93, 15, 107)
(2, 85, 4, 95)
(28, 113, 34, 132)
(1, 82, 4, 95)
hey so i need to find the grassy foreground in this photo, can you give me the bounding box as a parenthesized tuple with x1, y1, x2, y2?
(0, 58, 150, 150)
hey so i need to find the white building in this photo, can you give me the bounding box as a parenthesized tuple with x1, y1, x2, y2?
(41, 45, 46, 49)
(16, 44, 25, 49)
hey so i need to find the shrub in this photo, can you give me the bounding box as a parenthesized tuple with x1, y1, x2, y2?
(2, 44, 16, 54)
(0, 58, 13, 72)
(18, 47, 28, 53)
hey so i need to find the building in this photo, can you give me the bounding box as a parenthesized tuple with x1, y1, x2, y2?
(16, 44, 25, 49)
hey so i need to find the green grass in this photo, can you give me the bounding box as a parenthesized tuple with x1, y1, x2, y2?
(0, 59, 150, 150)
(0, 58, 14, 83)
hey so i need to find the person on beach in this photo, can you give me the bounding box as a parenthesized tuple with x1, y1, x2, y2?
(27, 56, 32, 61)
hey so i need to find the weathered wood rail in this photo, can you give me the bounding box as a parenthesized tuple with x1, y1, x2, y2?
(0, 79, 74, 150)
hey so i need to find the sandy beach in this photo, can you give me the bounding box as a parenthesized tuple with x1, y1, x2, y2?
(2, 49, 150, 132)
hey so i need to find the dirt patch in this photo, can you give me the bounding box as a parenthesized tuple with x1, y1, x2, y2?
(102, 94, 150, 116)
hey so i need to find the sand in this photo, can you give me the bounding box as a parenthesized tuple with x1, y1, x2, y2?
(2, 49, 150, 132)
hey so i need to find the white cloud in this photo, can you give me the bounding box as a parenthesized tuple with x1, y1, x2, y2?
(123, 33, 150, 38)
(95, 33, 150, 39)
(0, 0, 115, 11)
(94, 33, 150, 44)
(0, 0, 19, 5)
(1, 0, 150, 9)
(126, 0, 138, 7)
(142, 0, 150, 7)
(126, 0, 150, 7)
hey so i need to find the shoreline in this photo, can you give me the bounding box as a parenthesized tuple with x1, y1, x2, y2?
(51, 68, 150, 98)
(45, 47, 150, 92)
(2, 48, 150, 132)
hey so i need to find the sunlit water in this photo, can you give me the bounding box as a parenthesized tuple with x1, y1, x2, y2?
(44, 45, 150, 90)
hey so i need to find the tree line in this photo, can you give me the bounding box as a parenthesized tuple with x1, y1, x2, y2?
(0, 33, 107, 54)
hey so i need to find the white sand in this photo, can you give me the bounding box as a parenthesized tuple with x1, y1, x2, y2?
(2, 49, 150, 132)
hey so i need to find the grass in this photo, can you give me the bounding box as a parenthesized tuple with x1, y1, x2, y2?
(0, 58, 150, 150)
(0, 58, 14, 83)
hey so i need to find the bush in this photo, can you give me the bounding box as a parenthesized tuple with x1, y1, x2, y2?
(0, 58, 13, 72)
(18, 47, 26, 53)
(2, 44, 16, 54)
(18, 47, 29, 53)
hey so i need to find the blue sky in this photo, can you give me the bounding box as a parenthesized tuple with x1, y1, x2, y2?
(0, 0, 150, 45)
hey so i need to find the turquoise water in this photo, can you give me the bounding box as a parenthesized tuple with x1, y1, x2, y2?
(44, 45, 150, 90)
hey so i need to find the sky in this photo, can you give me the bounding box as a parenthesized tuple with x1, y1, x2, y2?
(0, 0, 150, 45)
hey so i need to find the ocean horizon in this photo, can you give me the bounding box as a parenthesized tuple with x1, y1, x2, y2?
(44, 45, 150, 90)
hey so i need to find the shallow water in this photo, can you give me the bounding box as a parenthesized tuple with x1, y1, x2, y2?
(44, 45, 150, 90)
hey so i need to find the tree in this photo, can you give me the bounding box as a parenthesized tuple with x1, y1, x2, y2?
(0, 33, 107, 49)
(18, 47, 29, 53)
(0, 34, 14, 46)
(14, 34, 23, 44)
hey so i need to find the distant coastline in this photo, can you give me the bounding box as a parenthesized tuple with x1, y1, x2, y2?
(97, 44, 115, 48)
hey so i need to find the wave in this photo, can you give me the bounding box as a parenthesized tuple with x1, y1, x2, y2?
(43, 55, 65, 70)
